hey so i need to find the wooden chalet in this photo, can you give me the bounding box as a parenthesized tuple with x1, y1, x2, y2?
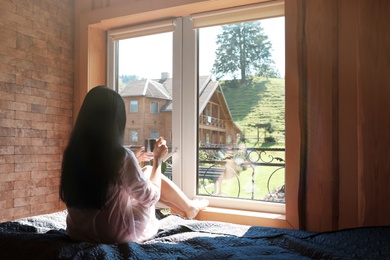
(120, 74, 241, 148)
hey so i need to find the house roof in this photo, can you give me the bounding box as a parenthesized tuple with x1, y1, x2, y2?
(120, 75, 234, 119)
(120, 79, 171, 100)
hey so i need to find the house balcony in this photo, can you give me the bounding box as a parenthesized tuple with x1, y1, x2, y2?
(200, 115, 226, 129)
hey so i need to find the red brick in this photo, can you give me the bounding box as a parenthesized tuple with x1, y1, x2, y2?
(30, 195, 46, 205)
(0, 127, 15, 137)
(31, 201, 60, 214)
(0, 82, 32, 95)
(0, 163, 14, 173)
(31, 170, 57, 180)
(0, 136, 15, 145)
(45, 193, 60, 202)
(0, 208, 15, 222)
(0, 72, 16, 83)
(0, 90, 15, 102)
(15, 162, 47, 172)
(14, 146, 46, 155)
(46, 162, 61, 171)
(0, 8, 31, 27)
(12, 205, 32, 219)
(46, 98, 73, 109)
(12, 137, 32, 146)
(16, 33, 33, 52)
(0, 109, 15, 119)
(0, 199, 13, 210)
(47, 83, 73, 95)
(0, 100, 30, 111)
(47, 130, 71, 139)
(0, 172, 30, 182)
(0, 189, 31, 201)
(13, 196, 31, 207)
(0, 155, 14, 164)
(31, 138, 45, 146)
(31, 186, 54, 196)
(15, 76, 47, 89)
(46, 177, 60, 187)
(14, 178, 45, 190)
(0, 181, 14, 191)
(0, 1, 16, 13)
(15, 128, 46, 138)
(15, 110, 46, 122)
(0, 26, 17, 48)
(15, 93, 47, 105)
(0, 63, 32, 79)
(32, 70, 61, 84)
(0, 146, 14, 155)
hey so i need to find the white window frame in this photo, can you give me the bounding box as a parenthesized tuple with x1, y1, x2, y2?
(106, 2, 285, 214)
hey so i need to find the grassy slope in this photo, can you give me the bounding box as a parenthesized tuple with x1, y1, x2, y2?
(209, 77, 286, 200)
(221, 78, 285, 147)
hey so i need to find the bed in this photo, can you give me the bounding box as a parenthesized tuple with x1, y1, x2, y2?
(0, 210, 389, 259)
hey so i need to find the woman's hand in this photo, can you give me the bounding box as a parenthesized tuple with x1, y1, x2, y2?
(153, 137, 168, 160)
(135, 147, 153, 164)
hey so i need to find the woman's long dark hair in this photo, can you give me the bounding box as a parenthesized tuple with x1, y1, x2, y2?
(60, 86, 126, 209)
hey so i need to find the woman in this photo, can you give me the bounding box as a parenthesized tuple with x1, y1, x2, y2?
(60, 86, 208, 244)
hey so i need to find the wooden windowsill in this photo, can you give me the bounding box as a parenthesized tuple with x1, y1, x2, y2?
(194, 206, 293, 229)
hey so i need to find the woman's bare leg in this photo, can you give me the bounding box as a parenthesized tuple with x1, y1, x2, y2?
(158, 174, 208, 219)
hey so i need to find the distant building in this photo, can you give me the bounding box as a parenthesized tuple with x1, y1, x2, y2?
(120, 74, 241, 148)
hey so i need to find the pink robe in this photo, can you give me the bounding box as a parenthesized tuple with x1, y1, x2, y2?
(66, 148, 160, 243)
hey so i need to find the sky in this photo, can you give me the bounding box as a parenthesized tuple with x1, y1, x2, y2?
(118, 16, 285, 79)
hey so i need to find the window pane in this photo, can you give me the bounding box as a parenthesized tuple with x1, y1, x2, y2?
(150, 102, 158, 114)
(151, 131, 159, 139)
(130, 130, 138, 142)
(130, 100, 138, 112)
(197, 17, 285, 203)
(116, 32, 173, 152)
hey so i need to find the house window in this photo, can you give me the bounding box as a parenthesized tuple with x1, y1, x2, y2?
(130, 100, 138, 112)
(150, 102, 158, 114)
(151, 131, 159, 139)
(130, 130, 138, 142)
(107, 2, 286, 215)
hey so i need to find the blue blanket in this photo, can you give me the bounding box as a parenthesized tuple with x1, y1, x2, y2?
(0, 211, 389, 259)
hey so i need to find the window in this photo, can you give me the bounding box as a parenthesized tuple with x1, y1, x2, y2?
(151, 102, 158, 114)
(130, 130, 138, 142)
(107, 19, 174, 148)
(130, 100, 138, 112)
(151, 131, 159, 139)
(107, 2, 286, 215)
(196, 17, 285, 211)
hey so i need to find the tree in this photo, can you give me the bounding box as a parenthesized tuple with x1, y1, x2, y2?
(212, 21, 278, 84)
(118, 74, 140, 92)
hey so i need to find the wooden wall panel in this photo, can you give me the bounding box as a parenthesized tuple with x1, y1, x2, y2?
(289, 0, 390, 231)
(304, 0, 339, 232)
(357, 0, 390, 227)
(338, 0, 359, 229)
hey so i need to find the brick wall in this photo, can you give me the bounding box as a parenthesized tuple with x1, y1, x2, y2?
(0, 0, 74, 222)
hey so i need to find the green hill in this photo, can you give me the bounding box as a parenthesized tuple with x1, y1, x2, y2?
(221, 78, 285, 147)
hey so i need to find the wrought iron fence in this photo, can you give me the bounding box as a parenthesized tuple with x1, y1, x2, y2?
(132, 144, 286, 203)
(198, 146, 285, 203)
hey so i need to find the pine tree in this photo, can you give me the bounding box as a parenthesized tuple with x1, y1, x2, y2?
(212, 21, 278, 84)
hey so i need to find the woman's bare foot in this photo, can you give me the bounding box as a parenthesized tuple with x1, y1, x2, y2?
(186, 199, 209, 219)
